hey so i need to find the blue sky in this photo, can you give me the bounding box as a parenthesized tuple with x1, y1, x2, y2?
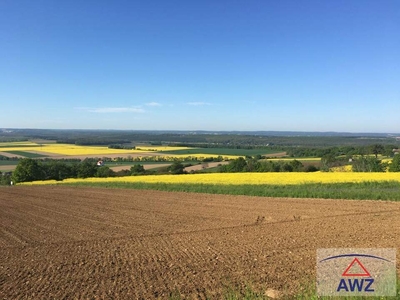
(0, 0, 399, 132)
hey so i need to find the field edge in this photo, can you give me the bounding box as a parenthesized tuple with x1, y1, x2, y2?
(18, 181, 400, 201)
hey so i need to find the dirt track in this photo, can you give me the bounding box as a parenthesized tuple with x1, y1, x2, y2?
(110, 163, 173, 172)
(1, 187, 399, 299)
(184, 161, 230, 172)
(0, 151, 25, 158)
(0, 165, 15, 172)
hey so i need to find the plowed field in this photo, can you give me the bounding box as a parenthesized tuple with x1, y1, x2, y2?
(1, 186, 399, 299)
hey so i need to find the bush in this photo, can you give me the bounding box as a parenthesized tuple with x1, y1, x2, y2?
(0, 172, 12, 185)
(169, 162, 185, 174)
(352, 156, 386, 172)
(305, 165, 319, 172)
(96, 166, 115, 178)
(12, 158, 43, 183)
(130, 164, 145, 175)
(389, 155, 400, 172)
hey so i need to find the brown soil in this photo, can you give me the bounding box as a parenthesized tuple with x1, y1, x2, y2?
(1, 187, 399, 299)
(184, 161, 229, 172)
(0, 151, 25, 158)
(0, 165, 16, 172)
(110, 164, 172, 172)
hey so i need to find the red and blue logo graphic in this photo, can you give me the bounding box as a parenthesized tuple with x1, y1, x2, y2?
(317, 249, 396, 296)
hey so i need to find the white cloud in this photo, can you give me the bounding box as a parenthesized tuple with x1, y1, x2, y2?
(145, 102, 162, 107)
(187, 102, 212, 106)
(76, 107, 145, 113)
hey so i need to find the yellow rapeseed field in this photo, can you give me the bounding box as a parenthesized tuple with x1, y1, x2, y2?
(0, 141, 42, 152)
(38, 144, 149, 155)
(24, 172, 400, 186)
(0, 142, 240, 158)
(330, 165, 353, 172)
(0, 142, 149, 156)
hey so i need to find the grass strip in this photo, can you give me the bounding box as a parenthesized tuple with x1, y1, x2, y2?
(58, 181, 400, 201)
(0, 160, 19, 165)
(293, 278, 400, 300)
(4, 151, 47, 158)
(160, 148, 278, 156)
(167, 278, 400, 299)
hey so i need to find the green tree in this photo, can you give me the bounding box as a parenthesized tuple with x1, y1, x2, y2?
(42, 161, 74, 181)
(0, 171, 12, 185)
(352, 156, 385, 172)
(383, 145, 397, 157)
(290, 160, 303, 172)
(254, 154, 262, 160)
(130, 164, 145, 174)
(305, 165, 319, 172)
(282, 163, 293, 172)
(226, 157, 247, 172)
(12, 158, 43, 183)
(320, 154, 336, 172)
(77, 160, 97, 178)
(169, 162, 185, 174)
(389, 155, 400, 172)
(369, 144, 384, 159)
(244, 159, 260, 172)
(96, 166, 115, 178)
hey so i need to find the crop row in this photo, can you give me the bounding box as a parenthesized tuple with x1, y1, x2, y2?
(22, 172, 400, 186)
(0, 142, 242, 159)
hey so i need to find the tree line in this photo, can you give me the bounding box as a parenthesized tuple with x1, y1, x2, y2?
(9, 159, 190, 184)
(12, 159, 105, 183)
(2, 129, 399, 148)
(222, 154, 400, 173)
(219, 157, 311, 173)
(6, 154, 400, 185)
(352, 154, 400, 172)
(286, 144, 397, 158)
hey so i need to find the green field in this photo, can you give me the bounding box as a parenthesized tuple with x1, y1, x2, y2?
(4, 151, 47, 158)
(0, 144, 41, 148)
(160, 148, 282, 156)
(57, 181, 400, 201)
(217, 279, 400, 299)
(0, 161, 19, 165)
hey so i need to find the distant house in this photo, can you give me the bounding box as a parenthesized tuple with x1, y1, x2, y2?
(97, 160, 104, 166)
(393, 149, 400, 155)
